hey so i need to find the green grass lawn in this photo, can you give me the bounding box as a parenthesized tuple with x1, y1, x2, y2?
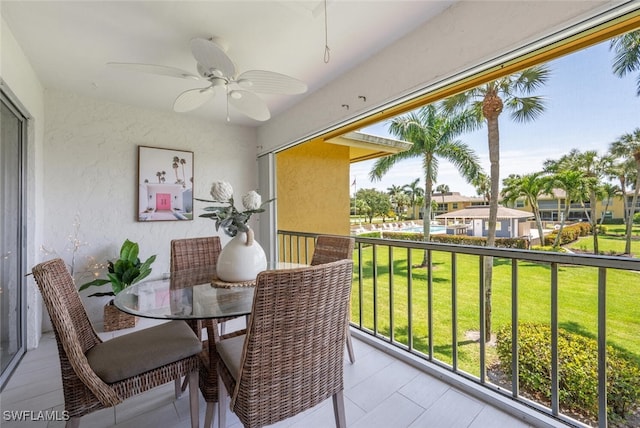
(350, 240, 640, 377)
(566, 225, 640, 255)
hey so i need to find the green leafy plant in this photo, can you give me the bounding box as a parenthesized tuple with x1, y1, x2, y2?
(78, 239, 156, 297)
(496, 323, 640, 421)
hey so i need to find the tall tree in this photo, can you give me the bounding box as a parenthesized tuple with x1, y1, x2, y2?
(472, 172, 491, 204)
(355, 188, 392, 224)
(387, 184, 405, 218)
(609, 128, 640, 254)
(435, 183, 449, 214)
(599, 183, 620, 224)
(443, 65, 550, 341)
(369, 104, 481, 259)
(543, 170, 593, 248)
(402, 178, 424, 219)
(501, 172, 547, 244)
(543, 149, 611, 254)
(610, 29, 640, 96)
(606, 157, 636, 224)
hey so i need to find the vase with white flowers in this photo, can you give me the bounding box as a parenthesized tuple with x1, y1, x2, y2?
(196, 181, 274, 282)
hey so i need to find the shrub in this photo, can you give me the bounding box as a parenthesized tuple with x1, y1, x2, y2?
(543, 223, 591, 246)
(496, 323, 640, 421)
(381, 231, 528, 249)
(634, 212, 640, 225)
(602, 218, 625, 225)
(530, 245, 567, 252)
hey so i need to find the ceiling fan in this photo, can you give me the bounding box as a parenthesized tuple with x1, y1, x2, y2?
(108, 37, 308, 122)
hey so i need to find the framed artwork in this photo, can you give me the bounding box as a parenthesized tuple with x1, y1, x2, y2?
(137, 146, 194, 221)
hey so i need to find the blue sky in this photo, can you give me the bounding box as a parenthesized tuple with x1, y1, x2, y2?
(350, 38, 640, 197)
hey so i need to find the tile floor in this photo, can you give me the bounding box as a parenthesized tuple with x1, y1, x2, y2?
(1, 318, 539, 428)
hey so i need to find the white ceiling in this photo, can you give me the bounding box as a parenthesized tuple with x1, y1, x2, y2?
(1, 1, 455, 126)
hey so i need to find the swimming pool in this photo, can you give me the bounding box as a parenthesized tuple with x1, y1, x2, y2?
(400, 225, 446, 234)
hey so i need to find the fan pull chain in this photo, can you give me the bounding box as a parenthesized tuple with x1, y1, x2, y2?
(226, 85, 231, 122)
(323, 0, 330, 64)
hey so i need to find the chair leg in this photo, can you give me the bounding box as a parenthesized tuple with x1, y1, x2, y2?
(175, 377, 182, 398)
(188, 370, 199, 428)
(204, 402, 216, 428)
(346, 328, 356, 364)
(218, 374, 228, 428)
(65, 417, 80, 428)
(332, 390, 347, 428)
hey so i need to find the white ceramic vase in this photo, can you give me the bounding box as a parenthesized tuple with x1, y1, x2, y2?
(216, 228, 267, 282)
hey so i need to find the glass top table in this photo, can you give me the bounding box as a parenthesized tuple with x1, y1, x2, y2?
(113, 262, 306, 320)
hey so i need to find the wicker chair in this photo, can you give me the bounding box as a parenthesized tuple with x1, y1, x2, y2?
(216, 259, 354, 428)
(170, 236, 242, 428)
(31, 258, 201, 428)
(310, 235, 356, 363)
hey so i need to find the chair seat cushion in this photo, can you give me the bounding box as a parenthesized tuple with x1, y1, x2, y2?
(86, 321, 202, 383)
(215, 334, 246, 380)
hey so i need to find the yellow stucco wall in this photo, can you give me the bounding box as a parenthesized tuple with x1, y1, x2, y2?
(276, 139, 351, 235)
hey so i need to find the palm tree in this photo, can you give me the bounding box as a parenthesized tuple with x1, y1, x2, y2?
(443, 65, 550, 341)
(543, 149, 611, 254)
(402, 178, 424, 219)
(543, 170, 593, 248)
(472, 172, 491, 204)
(387, 184, 405, 218)
(609, 128, 640, 254)
(610, 29, 640, 96)
(599, 183, 620, 224)
(179, 158, 187, 184)
(172, 157, 180, 183)
(435, 183, 449, 214)
(369, 104, 481, 258)
(500, 172, 547, 244)
(606, 156, 636, 224)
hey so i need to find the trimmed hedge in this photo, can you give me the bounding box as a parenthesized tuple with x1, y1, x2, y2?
(543, 222, 592, 246)
(496, 323, 640, 421)
(380, 231, 528, 249)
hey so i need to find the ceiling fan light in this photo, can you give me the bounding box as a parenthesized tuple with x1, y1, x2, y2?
(237, 79, 253, 88)
(230, 90, 243, 100)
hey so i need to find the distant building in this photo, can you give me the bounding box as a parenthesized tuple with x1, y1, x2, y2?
(431, 192, 486, 217)
(435, 206, 533, 238)
(507, 189, 631, 222)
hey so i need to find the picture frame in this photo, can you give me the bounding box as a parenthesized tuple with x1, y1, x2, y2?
(137, 146, 194, 222)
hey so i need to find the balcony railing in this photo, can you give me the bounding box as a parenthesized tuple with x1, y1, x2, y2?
(277, 230, 640, 428)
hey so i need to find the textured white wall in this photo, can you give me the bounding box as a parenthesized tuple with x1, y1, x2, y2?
(42, 90, 258, 325)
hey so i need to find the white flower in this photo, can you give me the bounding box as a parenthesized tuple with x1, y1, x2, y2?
(199, 181, 273, 237)
(242, 191, 262, 211)
(210, 181, 233, 202)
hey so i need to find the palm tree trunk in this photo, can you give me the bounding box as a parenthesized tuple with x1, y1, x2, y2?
(625, 168, 640, 254)
(532, 206, 545, 245)
(589, 191, 599, 254)
(421, 163, 433, 267)
(554, 204, 571, 247)
(485, 116, 500, 343)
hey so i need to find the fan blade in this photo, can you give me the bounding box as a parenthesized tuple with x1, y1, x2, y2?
(190, 38, 236, 78)
(228, 90, 270, 121)
(173, 86, 215, 112)
(107, 62, 199, 80)
(237, 70, 307, 94)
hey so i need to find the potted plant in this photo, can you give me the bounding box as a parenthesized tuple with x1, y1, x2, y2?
(79, 239, 156, 331)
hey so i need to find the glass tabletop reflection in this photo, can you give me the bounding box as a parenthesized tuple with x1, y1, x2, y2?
(113, 262, 307, 320)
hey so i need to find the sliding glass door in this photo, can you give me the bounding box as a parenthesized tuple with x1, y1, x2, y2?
(0, 90, 27, 389)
